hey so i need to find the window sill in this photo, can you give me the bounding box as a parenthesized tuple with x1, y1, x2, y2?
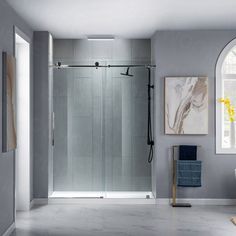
(216, 148, 236, 154)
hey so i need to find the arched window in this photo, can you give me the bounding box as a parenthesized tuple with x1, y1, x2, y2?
(216, 39, 236, 154)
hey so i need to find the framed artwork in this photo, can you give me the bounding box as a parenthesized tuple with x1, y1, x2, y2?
(2, 51, 17, 152)
(165, 77, 208, 135)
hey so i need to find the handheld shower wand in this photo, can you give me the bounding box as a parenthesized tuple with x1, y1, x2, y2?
(147, 67, 154, 163)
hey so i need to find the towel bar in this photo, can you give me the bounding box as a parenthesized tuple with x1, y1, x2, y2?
(171, 145, 201, 207)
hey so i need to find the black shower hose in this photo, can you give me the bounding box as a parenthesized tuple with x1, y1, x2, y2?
(147, 68, 154, 163)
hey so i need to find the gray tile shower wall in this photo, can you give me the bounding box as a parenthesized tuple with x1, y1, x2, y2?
(53, 39, 152, 192)
(33, 32, 53, 198)
(53, 39, 150, 63)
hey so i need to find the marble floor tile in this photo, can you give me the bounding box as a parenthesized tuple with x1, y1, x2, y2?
(11, 204, 236, 236)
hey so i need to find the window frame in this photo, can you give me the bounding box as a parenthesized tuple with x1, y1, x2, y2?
(216, 38, 236, 154)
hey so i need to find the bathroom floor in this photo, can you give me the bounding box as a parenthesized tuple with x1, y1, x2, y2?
(12, 204, 236, 236)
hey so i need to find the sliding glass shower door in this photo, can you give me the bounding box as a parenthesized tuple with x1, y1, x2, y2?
(104, 65, 151, 192)
(53, 64, 105, 195)
(53, 61, 151, 197)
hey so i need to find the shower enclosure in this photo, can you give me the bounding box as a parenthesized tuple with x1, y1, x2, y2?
(51, 61, 155, 199)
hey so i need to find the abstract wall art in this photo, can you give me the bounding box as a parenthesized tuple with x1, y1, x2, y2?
(2, 51, 17, 152)
(165, 77, 208, 135)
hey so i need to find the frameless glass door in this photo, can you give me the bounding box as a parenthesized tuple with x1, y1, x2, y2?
(104, 62, 151, 194)
(53, 63, 105, 196)
(52, 61, 152, 197)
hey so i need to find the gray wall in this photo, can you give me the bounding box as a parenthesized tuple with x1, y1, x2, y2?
(151, 30, 236, 199)
(0, 0, 33, 234)
(53, 39, 152, 192)
(33, 32, 53, 198)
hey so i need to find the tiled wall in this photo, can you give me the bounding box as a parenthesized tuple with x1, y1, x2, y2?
(33, 32, 53, 198)
(53, 39, 151, 191)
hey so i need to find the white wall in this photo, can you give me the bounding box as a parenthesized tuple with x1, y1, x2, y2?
(15, 34, 30, 211)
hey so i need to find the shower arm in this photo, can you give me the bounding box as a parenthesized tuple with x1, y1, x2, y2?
(52, 61, 156, 69)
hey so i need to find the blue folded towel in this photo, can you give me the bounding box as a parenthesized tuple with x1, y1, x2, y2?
(179, 145, 197, 160)
(177, 160, 202, 187)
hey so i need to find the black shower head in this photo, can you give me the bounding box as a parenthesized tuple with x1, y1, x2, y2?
(120, 67, 133, 77)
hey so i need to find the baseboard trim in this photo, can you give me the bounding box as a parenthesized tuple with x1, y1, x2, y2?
(2, 222, 15, 236)
(30, 200, 35, 209)
(32, 198, 48, 206)
(156, 198, 236, 206)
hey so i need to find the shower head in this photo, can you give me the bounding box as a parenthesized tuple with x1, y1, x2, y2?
(120, 67, 133, 77)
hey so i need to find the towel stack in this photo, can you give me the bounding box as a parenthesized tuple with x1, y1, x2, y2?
(177, 145, 202, 187)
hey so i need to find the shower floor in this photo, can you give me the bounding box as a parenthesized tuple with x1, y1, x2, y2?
(50, 191, 154, 199)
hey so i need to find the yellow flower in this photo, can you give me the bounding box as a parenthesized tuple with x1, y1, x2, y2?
(218, 98, 224, 103)
(225, 98, 231, 106)
(218, 97, 235, 122)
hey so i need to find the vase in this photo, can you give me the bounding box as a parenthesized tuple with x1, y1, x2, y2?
(230, 121, 236, 148)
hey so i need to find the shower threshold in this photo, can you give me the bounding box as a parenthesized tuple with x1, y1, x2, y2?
(50, 191, 154, 199)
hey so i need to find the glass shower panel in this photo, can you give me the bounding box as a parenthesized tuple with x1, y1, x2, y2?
(53, 65, 105, 193)
(104, 63, 151, 192)
(53, 61, 152, 196)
